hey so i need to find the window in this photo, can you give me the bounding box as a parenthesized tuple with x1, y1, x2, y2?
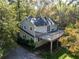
(21, 26, 23, 28)
(30, 27, 32, 30)
(23, 35, 26, 38)
(24, 26, 26, 29)
(38, 38, 40, 41)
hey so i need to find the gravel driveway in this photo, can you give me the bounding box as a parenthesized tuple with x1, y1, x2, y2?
(2, 47, 42, 59)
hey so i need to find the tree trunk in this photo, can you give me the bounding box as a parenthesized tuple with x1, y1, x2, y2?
(16, 0, 21, 21)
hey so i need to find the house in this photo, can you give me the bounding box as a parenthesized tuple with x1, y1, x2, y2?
(18, 16, 64, 50)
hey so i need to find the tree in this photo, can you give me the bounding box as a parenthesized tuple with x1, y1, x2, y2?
(59, 22, 79, 56)
(0, 0, 37, 58)
(0, 0, 18, 57)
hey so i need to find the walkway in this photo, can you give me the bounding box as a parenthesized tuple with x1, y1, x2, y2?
(2, 47, 42, 59)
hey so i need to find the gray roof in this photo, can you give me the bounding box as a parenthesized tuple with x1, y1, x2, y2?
(28, 16, 55, 26)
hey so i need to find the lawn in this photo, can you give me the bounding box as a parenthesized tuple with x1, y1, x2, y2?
(41, 48, 79, 59)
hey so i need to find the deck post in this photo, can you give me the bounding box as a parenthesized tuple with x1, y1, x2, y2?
(57, 40, 58, 49)
(50, 41, 53, 54)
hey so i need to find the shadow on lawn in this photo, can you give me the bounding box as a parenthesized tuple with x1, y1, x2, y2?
(40, 47, 79, 59)
(16, 38, 79, 59)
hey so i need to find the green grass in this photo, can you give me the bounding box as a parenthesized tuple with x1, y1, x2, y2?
(41, 48, 79, 59)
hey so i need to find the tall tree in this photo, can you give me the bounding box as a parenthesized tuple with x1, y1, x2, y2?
(16, 0, 21, 21)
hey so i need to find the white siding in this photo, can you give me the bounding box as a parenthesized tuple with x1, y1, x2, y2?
(19, 29, 34, 40)
(35, 40, 48, 48)
(35, 26, 47, 33)
(20, 19, 35, 36)
(50, 24, 57, 31)
(19, 29, 48, 47)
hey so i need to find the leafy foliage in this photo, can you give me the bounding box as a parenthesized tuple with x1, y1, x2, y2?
(0, 0, 18, 57)
(38, 1, 79, 29)
(59, 20, 79, 56)
(0, 0, 36, 58)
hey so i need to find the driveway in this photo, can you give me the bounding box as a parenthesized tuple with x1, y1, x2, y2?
(2, 46, 42, 59)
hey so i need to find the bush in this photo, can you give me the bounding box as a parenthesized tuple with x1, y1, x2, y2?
(59, 21, 79, 56)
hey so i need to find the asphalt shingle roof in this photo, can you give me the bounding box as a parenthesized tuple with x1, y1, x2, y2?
(29, 16, 54, 26)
